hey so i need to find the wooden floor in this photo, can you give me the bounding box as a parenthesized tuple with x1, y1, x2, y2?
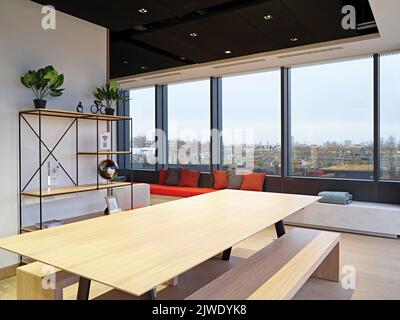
(1, 226, 400, 300)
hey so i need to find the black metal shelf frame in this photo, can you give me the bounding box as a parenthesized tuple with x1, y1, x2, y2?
(18, 109, 134, 238)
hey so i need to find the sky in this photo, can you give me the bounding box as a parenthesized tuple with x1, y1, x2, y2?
(130, 54, 400, 146)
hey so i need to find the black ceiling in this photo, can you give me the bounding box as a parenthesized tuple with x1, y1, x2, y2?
(32, 0, 378, 79)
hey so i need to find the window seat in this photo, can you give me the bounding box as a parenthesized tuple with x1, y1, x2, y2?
(285, 201, 400, 239)
(149, 184, 217, 198)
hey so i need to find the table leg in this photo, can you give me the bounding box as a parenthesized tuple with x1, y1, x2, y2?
(275, 220, 286, 238)
(140, 289, 156, 300)
(222, 248, 232, 261)
(77, 277, 91, 300)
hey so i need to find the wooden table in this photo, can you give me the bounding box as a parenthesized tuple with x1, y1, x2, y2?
(0, 190, 319, 300)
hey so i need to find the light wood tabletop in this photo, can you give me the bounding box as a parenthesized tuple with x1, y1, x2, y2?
(0, 190, 319, 297)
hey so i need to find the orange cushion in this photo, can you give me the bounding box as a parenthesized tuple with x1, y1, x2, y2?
(214, 170, 228, 189)
(159, 169, 168, 185)
(241, 173, 266, 192)
(179, 169, 201, 187)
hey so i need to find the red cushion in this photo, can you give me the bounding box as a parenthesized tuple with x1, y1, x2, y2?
(241, 173, 266, 192)
(179, 169, 201, 187)
(150, 184, 215, 198)
(214, 170, 228, 189)
(159, 169, 168, 185)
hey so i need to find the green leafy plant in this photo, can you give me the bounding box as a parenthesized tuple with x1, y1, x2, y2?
(21, 66, 65, 100)
(94, 80, 127, 109)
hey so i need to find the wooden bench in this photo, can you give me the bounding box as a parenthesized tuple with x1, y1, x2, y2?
(186, 228, 340, 300)
(17, 262, 78, 300)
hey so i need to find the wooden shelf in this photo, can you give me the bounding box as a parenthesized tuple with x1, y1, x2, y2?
(20, 108, 131, 121)
(78, 151, 131, 156)
(21, 212, 105, 233)
(21, 182, 132, 198)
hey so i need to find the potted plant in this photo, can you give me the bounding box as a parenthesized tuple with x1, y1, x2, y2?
(94, 80, 126, 116)
(21, 66, 64, 109)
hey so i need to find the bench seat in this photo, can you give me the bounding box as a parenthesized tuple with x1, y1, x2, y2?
(149, 184, 216, 198)
(186, 228, 340, 300)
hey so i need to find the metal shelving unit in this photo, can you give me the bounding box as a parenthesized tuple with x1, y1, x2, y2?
(19, 108, 134, 234)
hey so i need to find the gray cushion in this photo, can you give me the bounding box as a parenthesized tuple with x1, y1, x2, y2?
(166, 168, 181, 186)
(228, 174, 244, 190)
(198, 173, 214, 188)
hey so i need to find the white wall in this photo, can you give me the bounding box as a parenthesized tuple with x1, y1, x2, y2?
(0, 0, 107, 268)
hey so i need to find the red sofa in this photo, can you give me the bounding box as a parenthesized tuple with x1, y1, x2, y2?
(127, 170, 267, 199)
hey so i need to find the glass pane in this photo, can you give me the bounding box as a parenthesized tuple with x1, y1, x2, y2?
(380, 53, 400, 181)
(130, 87, 156, 170)
(222, 70, 281, 175)
(290, 58, 374, 180)
(168, 79, 210, 171)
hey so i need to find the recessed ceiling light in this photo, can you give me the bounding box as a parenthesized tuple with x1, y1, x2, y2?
(225, 50, 232, 54)
(290, 37, 299, 42)
(123, 61, 129, 64)
(180, 57, 187, 60)
(138, 8, 148, 14)
(141, 66, 148, 70)
(264, 15, 274, 20)
(189, 32, 198, 37)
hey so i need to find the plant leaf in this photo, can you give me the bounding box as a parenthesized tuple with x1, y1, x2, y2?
(51, 74, 64, 88)
(109, 80, 118, 91)
(49, 89, 63, 97)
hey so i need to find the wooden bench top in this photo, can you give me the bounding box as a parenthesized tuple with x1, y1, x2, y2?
(186, 228, 340, 300)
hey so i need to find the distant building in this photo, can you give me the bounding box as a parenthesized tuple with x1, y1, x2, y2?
(345, 140, 352, 147)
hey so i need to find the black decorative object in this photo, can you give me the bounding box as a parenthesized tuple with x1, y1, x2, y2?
(90, 100, 106, 114)
(34, 99, 47, 109)
(76, 102, 84, 113)
(98, 159, 118, 180)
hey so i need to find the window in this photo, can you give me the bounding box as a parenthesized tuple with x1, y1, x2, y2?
(222, 70, 281, 175)
(130, 87, 156, 170)
(380, 53, 400, 181)
(290, 58, 374, 180)
(168, 80, 210, 171)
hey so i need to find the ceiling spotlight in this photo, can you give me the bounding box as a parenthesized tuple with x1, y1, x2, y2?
(141, 66, 148, 70)
(189, 32, 198, 37)
(225, 50, 232, 54)
(138, 8, 148, 14)
(290, 37, 299, 42)
(180, 57, 187, 60)
(123, 61, 129, 64)
(264, 15, 274, 20)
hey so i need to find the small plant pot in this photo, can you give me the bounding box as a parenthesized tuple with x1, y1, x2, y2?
(33, 99, 47, 109)
(104, 107, 115, 116)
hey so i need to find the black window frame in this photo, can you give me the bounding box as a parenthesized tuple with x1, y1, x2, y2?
(117, 52, 400, 204)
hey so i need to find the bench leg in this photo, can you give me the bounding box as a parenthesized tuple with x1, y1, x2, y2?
(312, 243, 340, 282)
(275, 220, 286, 238)
(77, 277, 91, 300)
(165, 277, 179, 287)
(222, 248, 232, 261)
